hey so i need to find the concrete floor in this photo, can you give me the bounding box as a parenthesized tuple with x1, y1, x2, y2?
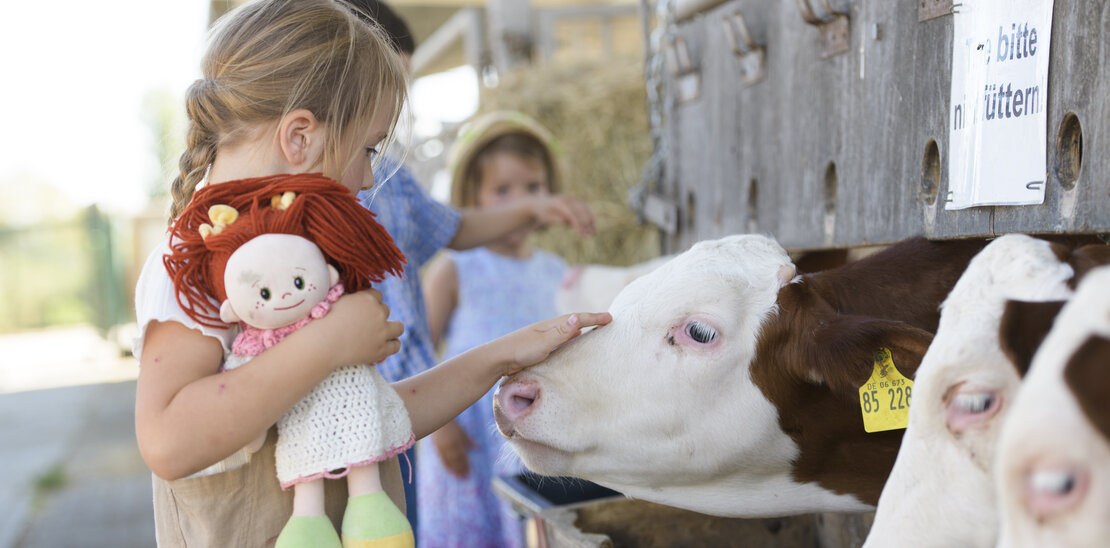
(0, 326, 154, 548)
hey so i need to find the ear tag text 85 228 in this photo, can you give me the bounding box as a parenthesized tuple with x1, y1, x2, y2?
(858, 347, 914, 433)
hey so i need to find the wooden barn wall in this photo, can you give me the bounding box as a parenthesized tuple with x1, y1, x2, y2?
(659, 0, 1110, 254)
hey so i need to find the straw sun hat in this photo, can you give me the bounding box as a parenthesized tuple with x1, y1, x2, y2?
(447, 111, 564, 208)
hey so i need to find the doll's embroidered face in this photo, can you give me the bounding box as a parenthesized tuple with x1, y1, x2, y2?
(220, 233, 339, 329)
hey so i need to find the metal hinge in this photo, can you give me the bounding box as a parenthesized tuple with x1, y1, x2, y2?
(796, 0, 850, 59)
(918, 0, 954, 22)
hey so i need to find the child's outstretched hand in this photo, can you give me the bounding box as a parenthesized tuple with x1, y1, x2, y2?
(532, 195, 595, 236)
(496, 312, 612, 377)
(432, 419, 474, 478)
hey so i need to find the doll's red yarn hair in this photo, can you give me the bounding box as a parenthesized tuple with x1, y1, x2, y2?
(165, 173, 405, 328)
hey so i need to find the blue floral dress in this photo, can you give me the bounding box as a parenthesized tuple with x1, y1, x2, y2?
(416, 247, 566, 548)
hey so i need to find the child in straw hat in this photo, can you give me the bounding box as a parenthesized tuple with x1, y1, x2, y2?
(418, 111, 570, 547)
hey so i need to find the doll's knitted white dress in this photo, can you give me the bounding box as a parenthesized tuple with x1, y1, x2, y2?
(225, 284, 414, 489)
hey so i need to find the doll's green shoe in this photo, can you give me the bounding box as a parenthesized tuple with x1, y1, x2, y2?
(275, 515, 342, 548)
(340, 491, 414, 548)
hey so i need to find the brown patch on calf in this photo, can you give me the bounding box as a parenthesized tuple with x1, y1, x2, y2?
(1065, 245, 1110, 289)
(1064, 336, 1110, 443)
(793, 248, 851, 274)
(750, 236, 987, 505)
(1047, 240, 1110, 289)
(999, 300, 1066, 378)
(999, 240, 1107, 376)
(801, 237, 987, 332)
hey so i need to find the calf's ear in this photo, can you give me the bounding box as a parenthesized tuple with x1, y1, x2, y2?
(1064, 335, 1110, 442)
(798, 315, 934, 397)
(1063, 244, 1110, 290)
(999, 300, 1066, 378)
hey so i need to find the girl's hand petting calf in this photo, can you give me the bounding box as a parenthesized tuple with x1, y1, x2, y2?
(498, 312, 612, 377)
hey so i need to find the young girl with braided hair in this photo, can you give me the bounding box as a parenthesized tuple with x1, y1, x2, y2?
(165, 175, 414, 546)
(132, 1, 609, 546)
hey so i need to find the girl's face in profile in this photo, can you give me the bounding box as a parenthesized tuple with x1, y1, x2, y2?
(334, 110, 394, 195)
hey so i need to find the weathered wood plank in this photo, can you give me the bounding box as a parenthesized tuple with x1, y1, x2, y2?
(662, 0, 1110, 253)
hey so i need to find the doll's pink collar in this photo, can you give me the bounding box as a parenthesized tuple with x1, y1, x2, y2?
(231, 284, 345, 357)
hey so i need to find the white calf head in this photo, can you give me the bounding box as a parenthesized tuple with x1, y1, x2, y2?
(495, 235, 801, 513)
(996, 267, 1110, 548)
(498, 234, 1000, 517)
(867, 234, 1074, 548)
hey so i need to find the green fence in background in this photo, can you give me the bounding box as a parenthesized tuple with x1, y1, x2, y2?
(0, 206, 128, 334)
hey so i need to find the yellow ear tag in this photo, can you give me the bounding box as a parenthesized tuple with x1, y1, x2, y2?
(858, 347, 914, 433)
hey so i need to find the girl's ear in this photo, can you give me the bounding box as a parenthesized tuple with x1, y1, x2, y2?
(329, 264, 340, 288)
(220, 300, 241, 324)
(278, 108, 326, 170)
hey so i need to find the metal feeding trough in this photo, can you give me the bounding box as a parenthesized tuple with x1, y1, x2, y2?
(494, 472, 873, 547)
(493, 472, 622, 519)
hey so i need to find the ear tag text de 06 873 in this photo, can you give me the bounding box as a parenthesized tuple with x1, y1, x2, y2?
(858, 347, 913, 433)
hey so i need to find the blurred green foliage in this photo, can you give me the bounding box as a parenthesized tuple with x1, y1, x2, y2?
(0, 207, 125, 333)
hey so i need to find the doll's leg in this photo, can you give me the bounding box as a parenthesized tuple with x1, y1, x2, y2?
(276, 479, 341, 548)
(341, 463, 413, 548)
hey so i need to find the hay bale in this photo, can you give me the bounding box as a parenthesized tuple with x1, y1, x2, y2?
(478, 57, 660, 266)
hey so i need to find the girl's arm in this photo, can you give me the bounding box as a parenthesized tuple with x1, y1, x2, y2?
(448, 195, 595, 251)
(422, 255, 458, 347)
(135, 289, 402, 480)
(395, 312, 611, 439)
(421, 254, 473, 476)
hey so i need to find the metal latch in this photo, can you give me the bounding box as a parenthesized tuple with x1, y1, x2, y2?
(641, 193, 679, 235)
(796, 0, 850, 59)
(665, 36, 701, 103)
(918, 0, 954, 22)
(722, 9, 766, 86)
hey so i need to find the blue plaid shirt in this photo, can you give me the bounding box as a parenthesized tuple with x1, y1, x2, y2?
(359, 160, 460, 382)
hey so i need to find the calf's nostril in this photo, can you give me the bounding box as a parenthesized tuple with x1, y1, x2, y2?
(510, 393, 535, 414)
(499, 383, 539, 419)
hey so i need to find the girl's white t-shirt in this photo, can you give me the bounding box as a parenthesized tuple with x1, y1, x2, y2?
(133, 236, 255, 477)
(132, 237, 236, 362)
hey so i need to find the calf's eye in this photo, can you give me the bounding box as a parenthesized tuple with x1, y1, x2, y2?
(1030, 469, 1075, 496)
(1025, 465, 1088, 519)
(944, 385, 1001, 433)
(686, 321, 718, 344)
(953, 393, 994, 413)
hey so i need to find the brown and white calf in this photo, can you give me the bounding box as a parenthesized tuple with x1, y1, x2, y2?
(494, 234, 987, 517)
(865, 235, 1076, 547)
(995, 266, 1110, 548)
(866, 236, 1110, 547)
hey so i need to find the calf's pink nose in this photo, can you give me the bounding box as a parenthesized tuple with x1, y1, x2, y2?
(496, 381, 539, 421)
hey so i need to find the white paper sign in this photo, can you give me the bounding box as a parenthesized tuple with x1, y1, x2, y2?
(947, 0, 1054, 210)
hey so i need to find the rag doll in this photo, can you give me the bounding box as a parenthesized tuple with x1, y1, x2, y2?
(165, 173, 414, 548)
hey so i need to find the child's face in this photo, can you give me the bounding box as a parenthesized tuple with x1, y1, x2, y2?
(222, 234, 335, 329)
(475, 152, 550, 208)
(334, 110, 394, 195)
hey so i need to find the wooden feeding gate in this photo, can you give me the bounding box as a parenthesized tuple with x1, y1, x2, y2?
(637, 0, 1110, 255)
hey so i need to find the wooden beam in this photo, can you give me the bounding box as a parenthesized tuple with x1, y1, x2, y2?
(410, 7, 485, 77)
(487, 0, 533, 71)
